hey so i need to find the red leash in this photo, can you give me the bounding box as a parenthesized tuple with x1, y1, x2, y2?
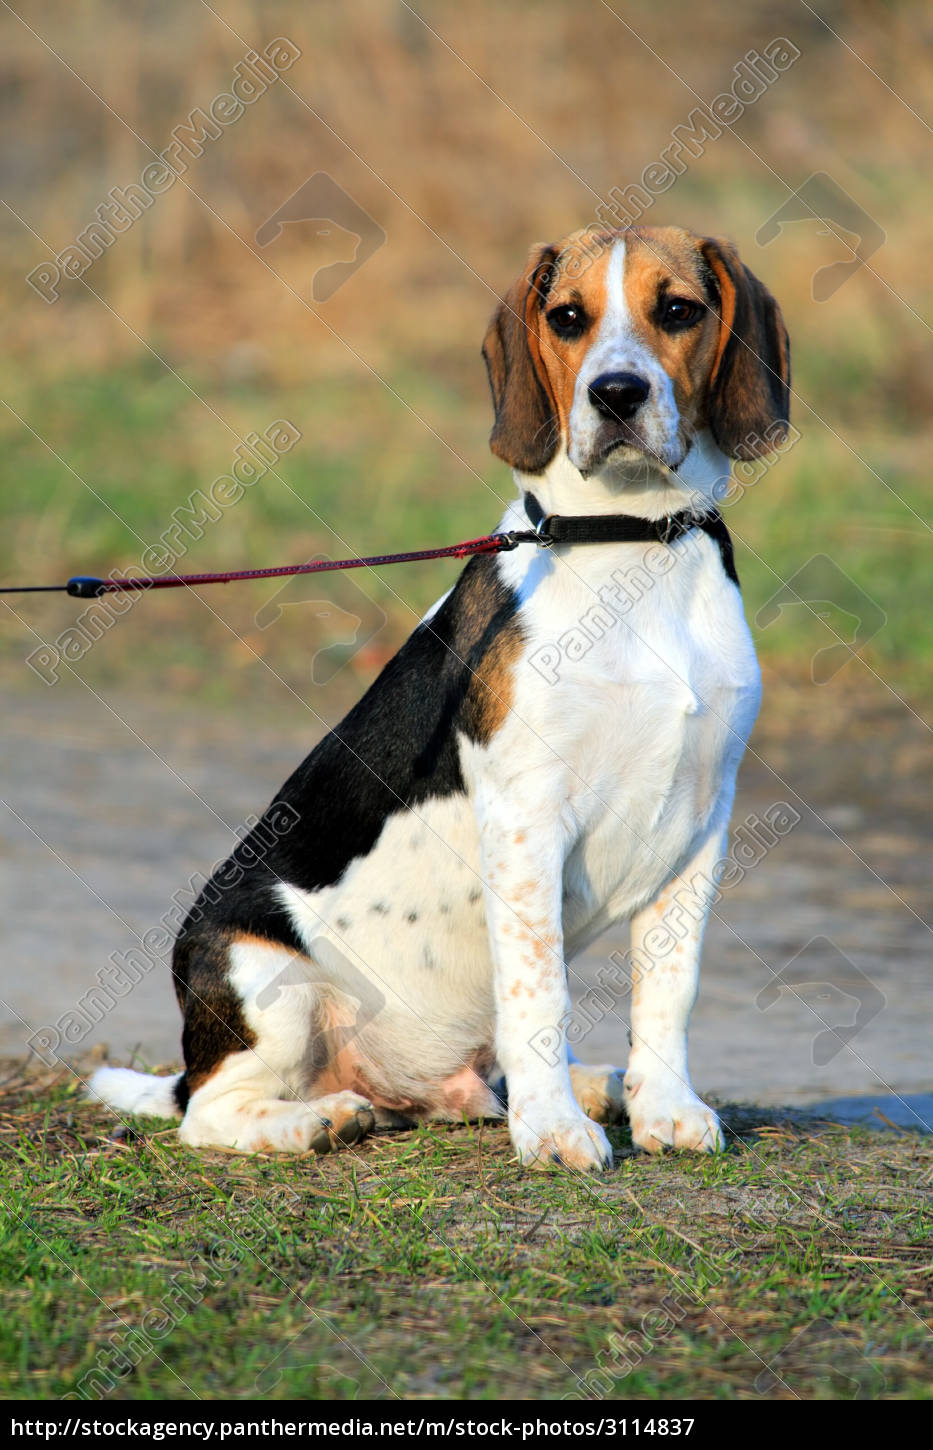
(0, 505, 734, 601)
(0, 529, 541, 600)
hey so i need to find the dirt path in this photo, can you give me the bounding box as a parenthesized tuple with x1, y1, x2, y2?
(2, 677, 930, 1130)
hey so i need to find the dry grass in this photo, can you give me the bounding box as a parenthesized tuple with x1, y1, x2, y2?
(3, 0, 931, 376)
(2, 1056, 931, 1400)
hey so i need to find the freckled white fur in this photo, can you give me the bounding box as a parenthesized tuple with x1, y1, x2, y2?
(272, 797, 501, 1117)
(624, 830, 728, 1152)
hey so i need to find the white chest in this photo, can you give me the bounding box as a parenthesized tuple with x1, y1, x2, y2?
(498, 529, 761, 935)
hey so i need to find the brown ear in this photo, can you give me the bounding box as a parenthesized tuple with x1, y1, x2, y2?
(482, 244, 560, 474)
(700, 237, 791, 460)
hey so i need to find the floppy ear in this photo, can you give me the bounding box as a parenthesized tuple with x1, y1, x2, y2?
(482, 244, 560, 474)
(700, 237, 791, 460)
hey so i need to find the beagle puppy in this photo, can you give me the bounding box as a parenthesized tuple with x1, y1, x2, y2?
(91, 225, 790, 1171)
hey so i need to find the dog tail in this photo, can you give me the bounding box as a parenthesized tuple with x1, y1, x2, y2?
(88, 1065, 186, 1120)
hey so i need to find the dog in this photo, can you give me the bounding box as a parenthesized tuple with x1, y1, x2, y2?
(91, 224, 790, 1171)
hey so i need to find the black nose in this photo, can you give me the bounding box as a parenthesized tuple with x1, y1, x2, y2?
(588, 372, 650, 423)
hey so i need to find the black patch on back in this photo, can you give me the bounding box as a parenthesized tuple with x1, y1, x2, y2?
(172, 554, 521, 960)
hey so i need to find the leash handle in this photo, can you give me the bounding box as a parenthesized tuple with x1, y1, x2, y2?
(67, 577, 113, 598)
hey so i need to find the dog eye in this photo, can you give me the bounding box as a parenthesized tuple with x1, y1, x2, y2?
(660, 297, 704, 330)
(546, 304, 586, 338)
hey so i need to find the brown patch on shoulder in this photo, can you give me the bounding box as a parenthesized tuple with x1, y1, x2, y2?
(451, 555, 524, 745)
(172, 928, 258, 1093)
(463, 617, 523, 743)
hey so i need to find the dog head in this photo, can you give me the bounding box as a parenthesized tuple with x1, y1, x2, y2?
(482, 225, 790, 480)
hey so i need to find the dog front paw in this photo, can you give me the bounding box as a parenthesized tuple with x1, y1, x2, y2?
(624, 1074, 723, 1154)
(509, 1103, 613, 1172)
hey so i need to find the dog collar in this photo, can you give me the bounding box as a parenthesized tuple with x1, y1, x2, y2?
(519, 491, 739, 586)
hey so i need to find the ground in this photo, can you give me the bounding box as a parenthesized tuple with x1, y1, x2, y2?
(2, 682, 930, 1123)
(2, 1059, 930, 1401)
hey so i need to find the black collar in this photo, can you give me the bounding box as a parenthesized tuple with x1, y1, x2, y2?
(520, 491, 739, 586)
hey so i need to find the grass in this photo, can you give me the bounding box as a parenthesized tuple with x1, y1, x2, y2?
(2, 1059, 931, 1400)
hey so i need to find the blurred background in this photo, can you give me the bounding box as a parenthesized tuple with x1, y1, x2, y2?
(0, 1, 930, 1115)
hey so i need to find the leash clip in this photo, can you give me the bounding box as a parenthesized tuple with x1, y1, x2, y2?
(497, 517, 555, 550)
(660, 515, 677, 545)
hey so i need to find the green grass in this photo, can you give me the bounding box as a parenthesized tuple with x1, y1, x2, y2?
(2, 1061, 931, 1400)
(0, 355, 928, 708)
